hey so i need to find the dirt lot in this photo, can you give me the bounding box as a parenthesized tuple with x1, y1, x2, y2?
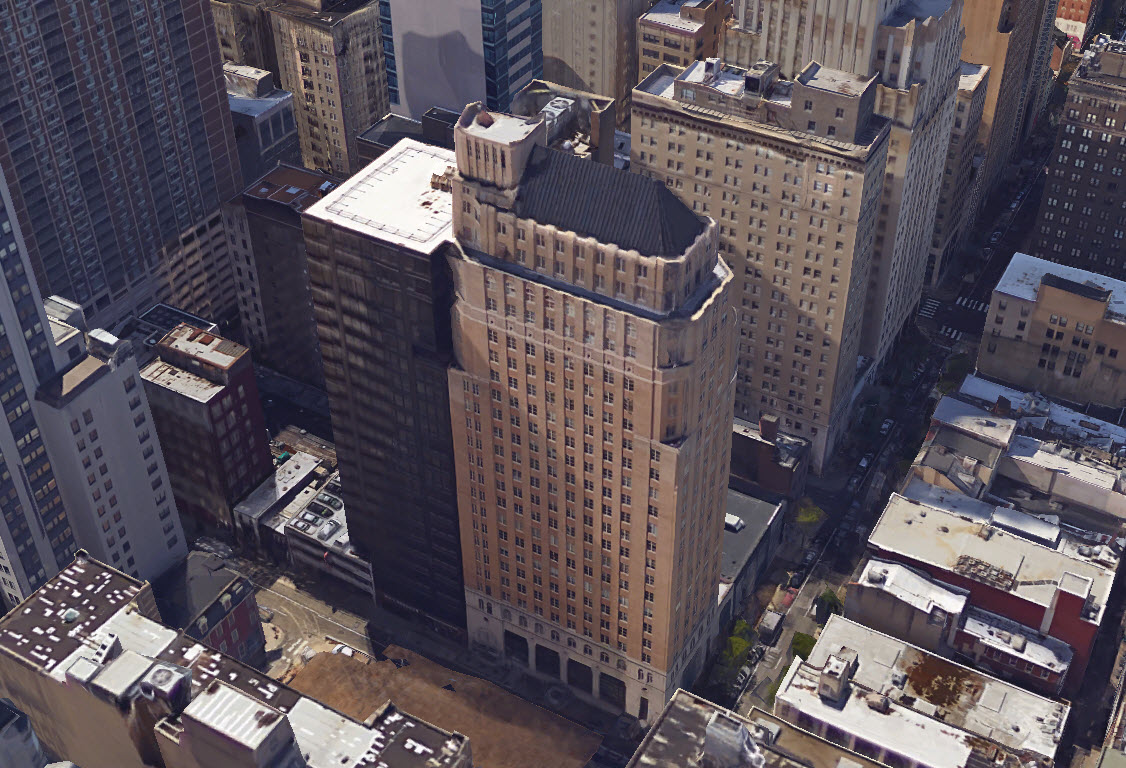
(289, 645, 601, 768)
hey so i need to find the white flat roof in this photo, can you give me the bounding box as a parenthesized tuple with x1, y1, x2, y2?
(234, 452, 321, 522)
(856, 559, 967, 617)
(304, 139, 456, 254)
(961, 606, 1074, 674)
(140, 360, 223, 403)
(680, 59, 747, 96)
(641, 0, 707, 33)
(183, 680, 286, 750)
(228, 90, 291, 118)
(931, 396, 1017, 446)
(995, 252, 1126, 320)
(959, 373, 1126, 448)
(1005, 434, 1120, 491)
(869, 494, 1114, 616)
(958, 62, 989, 90)
(899, 477, 1001, 520)
(777, 617, 1068, 768)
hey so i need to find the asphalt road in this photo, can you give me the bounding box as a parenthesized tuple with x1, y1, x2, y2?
(917, 155, 1049, 345)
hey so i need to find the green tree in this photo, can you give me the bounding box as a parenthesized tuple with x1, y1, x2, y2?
(791, 632, 816, 660)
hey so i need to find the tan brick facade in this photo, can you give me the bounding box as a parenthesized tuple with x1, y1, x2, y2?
(447, 105, 735, 717)
(631, 61, 890, 470)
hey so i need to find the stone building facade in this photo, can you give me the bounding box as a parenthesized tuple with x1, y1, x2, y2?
(631, 59, 890, 469)
(447, 104, 735, 718)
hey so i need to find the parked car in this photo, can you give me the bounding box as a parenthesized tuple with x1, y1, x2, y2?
(735, 666, 752, 687)
(801, 549, 818, 568)
(982, 247, 994, 259)
(847, 474, 863, 494)
(858, 455, 870, 470)
(879, 418, 895, 436)
(749, 645, 766, 664)
(788, 571, 805, 588)
(1009, 199, 1020, 211)
(989, 231, 1002, 244)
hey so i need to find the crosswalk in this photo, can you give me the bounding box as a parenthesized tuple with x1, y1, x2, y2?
(938, 326, 966, 341)
(918, 298, 940, 319)
(955, 296, 989, 313)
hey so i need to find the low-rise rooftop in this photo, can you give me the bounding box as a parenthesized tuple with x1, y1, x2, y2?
(288, 646, 599, 768)
(283, 473, 356, 553)
(243, 163, 337, 212)
(140, 359, 224, 403)
(958, 374, 1126, 450)
(721, 489, 781, 582)
(958, 62, 989, 91)
(869, 494, 1116, 621)
(961, 606, 1074, 677)
(639, 0, 710, 33)
(931, 396, 1017, 446)
(995, 252, 1126, 322)
(776, 616, 1069, 768)
(797, 62, 876, 96)
(157, 323, 247, 372)
(0, 554, 470, 768)
(627, 689, 882, 768)
(855, 558, 968, 618)
(304, 139, 455, 254)
(233, 452, 322, 525)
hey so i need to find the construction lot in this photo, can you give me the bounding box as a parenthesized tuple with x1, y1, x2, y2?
(288, 646, 602, 768)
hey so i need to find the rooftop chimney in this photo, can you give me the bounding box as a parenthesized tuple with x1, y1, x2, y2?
(818, 649, 858, 703)
(701, 711, 766, 768)
(995, 396, 1012, 418)
(759, 414, 779, 443)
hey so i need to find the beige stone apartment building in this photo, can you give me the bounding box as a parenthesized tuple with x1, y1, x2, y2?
(721, 0, 894, 79)
(721, 0, 963, 366)
(270, 1, 387, 176)
(981, 252, 1126, 409)
(631, 60, 890, 470)
(961, 0, 1046, 197)
(447, 104, 735, 718)
(542, 0, 652, 124)
(638, 0, 730, 79)
(926, 63, 989, 287)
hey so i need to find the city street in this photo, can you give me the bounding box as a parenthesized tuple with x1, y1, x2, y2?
(917, 152, 1049, 346)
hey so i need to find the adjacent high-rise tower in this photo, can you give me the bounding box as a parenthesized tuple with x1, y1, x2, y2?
(1033, 39, 1126, 277)
(0, 0, 242, 330)
(0, 170, 187, 611)
(721, 0, 963, 367)
(378, 0, 543, 117)
(302, 141, 467, 631)
(447, 104, 735, 717)
(542, 0, 651, 124)
(631, 59, 891, 471)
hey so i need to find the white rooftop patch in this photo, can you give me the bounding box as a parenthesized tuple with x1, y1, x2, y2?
(306, 140, 456, 253)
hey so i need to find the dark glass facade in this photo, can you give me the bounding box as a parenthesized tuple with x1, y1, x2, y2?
(0, 0, 240, 323)
(0, 180, 74, 609)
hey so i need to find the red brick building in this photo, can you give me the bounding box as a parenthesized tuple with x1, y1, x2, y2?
(867, 493, 1117, 692)
(729, 415, 810, 500)
(141, 324, 273, 533)
(154, 552, 268, 668)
